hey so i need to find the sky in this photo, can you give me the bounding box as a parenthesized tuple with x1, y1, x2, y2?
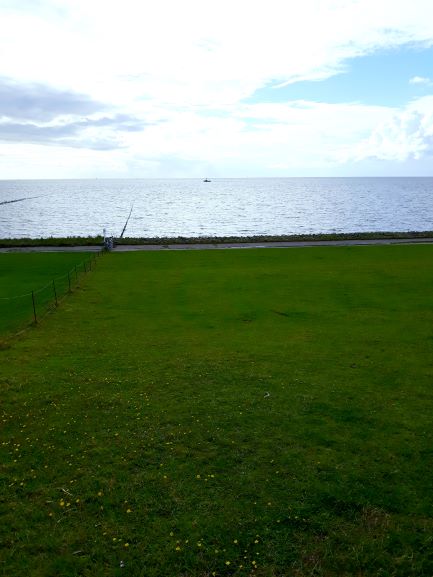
(1, 0, 433, 178)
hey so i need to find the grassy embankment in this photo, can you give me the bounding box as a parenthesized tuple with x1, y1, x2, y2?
(0, 252, 98, 335)
(1, 246, 433, 576)
(1, 230, 433, 247)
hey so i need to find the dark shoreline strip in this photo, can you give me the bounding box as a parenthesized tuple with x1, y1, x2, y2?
(0, 191, 61, 206)
(2, 230, 433, 248)
(0, 197, 35, 205)
(2, 237, 433, 253)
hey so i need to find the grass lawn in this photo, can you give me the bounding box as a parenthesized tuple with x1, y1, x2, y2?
(1, 246, 432, 576)
(0, 252, 95, 335)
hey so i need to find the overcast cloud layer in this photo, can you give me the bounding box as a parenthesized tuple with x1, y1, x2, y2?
(1, 0, 433, 177)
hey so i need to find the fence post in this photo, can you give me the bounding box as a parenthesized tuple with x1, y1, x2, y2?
(68, 271, 71, 293)
(31, 291, 37, 324)
(52, 280, 58, 307)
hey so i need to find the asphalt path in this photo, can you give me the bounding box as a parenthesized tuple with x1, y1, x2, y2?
(2, 237, 433, 253)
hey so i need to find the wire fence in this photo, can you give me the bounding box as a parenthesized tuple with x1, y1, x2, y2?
(0, 249, 105, 339)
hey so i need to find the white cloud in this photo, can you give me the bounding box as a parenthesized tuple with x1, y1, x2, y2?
(2, 0, 433, 104)
(340, 96, 433, 163)
(409, 75, 432, 84)
(2, 0, 433, 176)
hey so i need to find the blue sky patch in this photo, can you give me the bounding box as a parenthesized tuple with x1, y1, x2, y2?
(245, 44, 433, 107)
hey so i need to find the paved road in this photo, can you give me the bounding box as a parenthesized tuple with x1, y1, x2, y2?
(114, 238, 433, 251)
(2, 237, 433, 253)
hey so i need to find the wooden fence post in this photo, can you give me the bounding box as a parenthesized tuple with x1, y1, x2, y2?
(31, 291, 37, 324)
(52, 280, 58, 306)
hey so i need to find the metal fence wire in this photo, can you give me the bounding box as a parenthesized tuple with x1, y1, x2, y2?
(0, 250, 105, 337)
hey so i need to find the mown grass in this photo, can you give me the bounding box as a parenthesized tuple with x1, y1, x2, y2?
(0, 252, 97, 335)
(1, 246, 433, 576)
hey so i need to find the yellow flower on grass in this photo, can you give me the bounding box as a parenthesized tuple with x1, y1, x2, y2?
(98, 491, 103, 496)
(126, 508, 132, 513)
(225, 560, 231, 565)
(124, 543, 129, 548)
(175, 546, 181, 551)
(233, 539, 238, 544)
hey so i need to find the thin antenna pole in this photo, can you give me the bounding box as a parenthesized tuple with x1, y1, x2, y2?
(120, 201, 135, 238)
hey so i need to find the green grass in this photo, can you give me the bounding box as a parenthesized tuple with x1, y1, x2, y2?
(0, 252, 97, 335)
(1, 246, 433, 576)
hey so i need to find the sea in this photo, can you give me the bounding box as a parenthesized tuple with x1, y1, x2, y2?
(0, 177, 432, 239)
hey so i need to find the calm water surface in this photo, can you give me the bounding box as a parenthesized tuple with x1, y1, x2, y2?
(1, 177, 432, 238)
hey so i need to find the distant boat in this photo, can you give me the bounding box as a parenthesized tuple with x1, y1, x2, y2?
(203, 178, 211, 182)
